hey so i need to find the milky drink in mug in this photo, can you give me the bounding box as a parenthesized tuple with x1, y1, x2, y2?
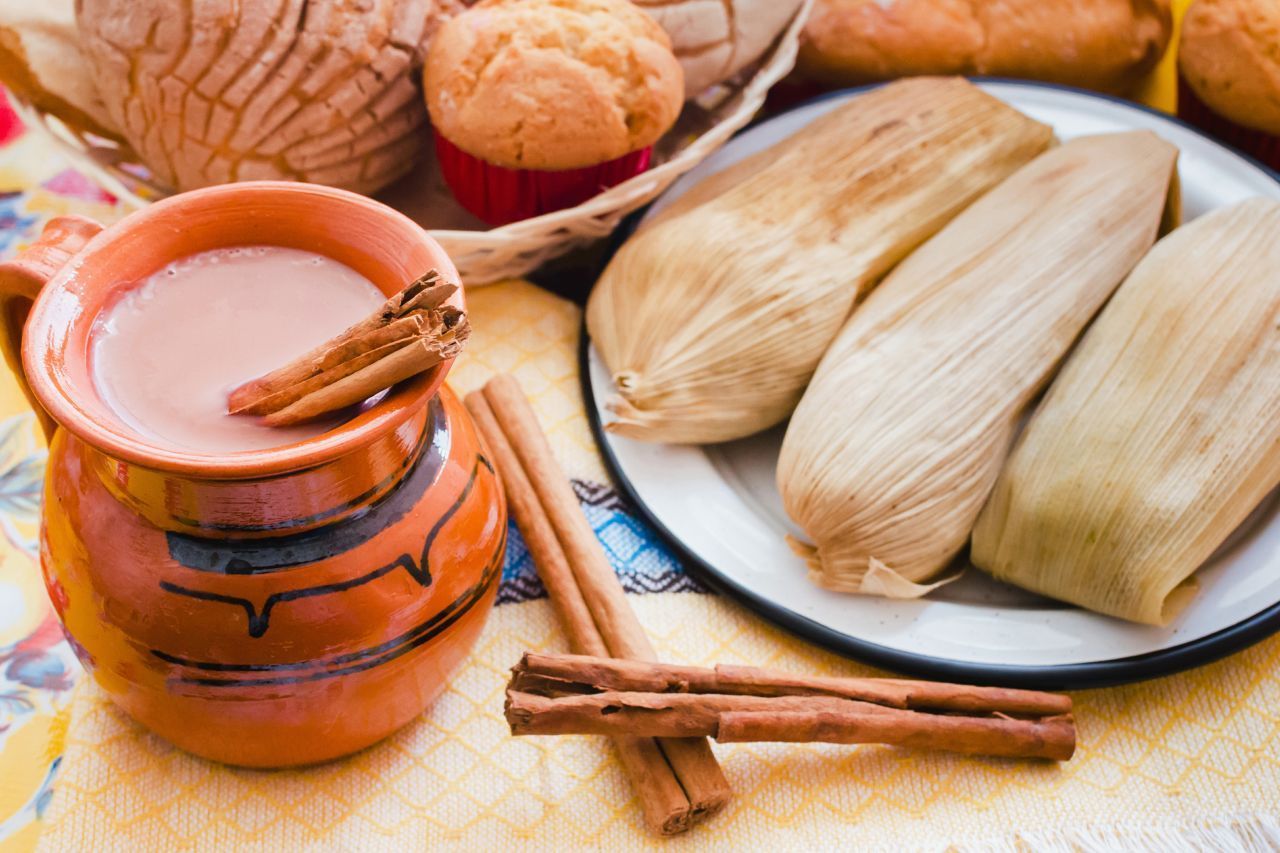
(0, 183, 507, 767)
(91, 245, 387, 452)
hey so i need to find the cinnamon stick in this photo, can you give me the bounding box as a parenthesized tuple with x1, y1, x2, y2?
(512, 651, 1072, 717)
(483, 374, 664, 662)
(312, 314, 427, 373)
(228, 271, 467, 425)
(505, 690, 1075, 760)
(264, 333, 463, 427)
(467, 375, 732, 832)
(480, 376, 732, 819)
(505, 653, 1076, 761)
(508, 691, 897, 735)
(716, 711, 1076, 759)
(464, 396, 607, 655)
(229, 271, 453, 408)
(236, 338, 417, 417)
(464, 392, 693, 835)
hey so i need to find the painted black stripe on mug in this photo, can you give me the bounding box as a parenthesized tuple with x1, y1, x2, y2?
(167, 396, 446, 535)
(165, 402, 447, 573)
(154, 534, 505, 675)
(169, 540, 504, 688)
(158, 455, 490, 637)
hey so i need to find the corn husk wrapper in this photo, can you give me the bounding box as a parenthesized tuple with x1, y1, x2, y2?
(971, 199, 1280, 625)
(585, 77, 1053, 445)
(777, 132, 1179, 598)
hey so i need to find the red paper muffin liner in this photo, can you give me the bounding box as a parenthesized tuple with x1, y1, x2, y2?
(1178, 75, 1280, 171)
(434, 131, 654, 226)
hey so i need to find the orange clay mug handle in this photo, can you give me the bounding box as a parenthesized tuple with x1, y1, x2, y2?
(0, 216, 104, 442)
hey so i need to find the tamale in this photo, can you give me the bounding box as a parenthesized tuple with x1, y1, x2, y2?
(971, 199, 1280, 625)
(585, 76, 1053, 444)
(777, 132, 1179, 597)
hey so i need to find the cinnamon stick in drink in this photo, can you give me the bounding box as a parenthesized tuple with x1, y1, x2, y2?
(312, 314, 428, 372)
(264, 337, 453, 427)
(228, 270, 467, 425)
(236, 339, 417, 417)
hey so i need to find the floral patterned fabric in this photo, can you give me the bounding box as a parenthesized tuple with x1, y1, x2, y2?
(0, 87, 125, 850)
(0, 413, 72, 848)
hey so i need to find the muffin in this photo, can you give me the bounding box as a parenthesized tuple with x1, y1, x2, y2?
(425, 0, 684, 225)
(1178, 0, 1280, 168)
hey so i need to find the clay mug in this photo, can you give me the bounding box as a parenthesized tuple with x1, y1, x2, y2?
(0, 183, 507, 767)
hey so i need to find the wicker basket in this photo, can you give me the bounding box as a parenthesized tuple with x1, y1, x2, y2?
(9, 0, 812, 286)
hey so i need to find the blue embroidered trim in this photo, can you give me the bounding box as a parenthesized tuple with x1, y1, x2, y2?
(497, 478, 707, 605)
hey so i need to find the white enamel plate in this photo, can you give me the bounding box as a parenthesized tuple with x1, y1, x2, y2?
(582, 80, 1280, 688)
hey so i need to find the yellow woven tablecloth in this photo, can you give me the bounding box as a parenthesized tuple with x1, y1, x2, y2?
(9, 277, 1280, 851)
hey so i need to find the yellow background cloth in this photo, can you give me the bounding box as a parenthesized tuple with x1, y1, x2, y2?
(30, 281, 1280, 851)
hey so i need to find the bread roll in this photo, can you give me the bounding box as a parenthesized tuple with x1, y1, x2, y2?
(77, 0, 464, 194)
(1179, 0, 1280, 135)
(426, 0, 683, 170)
(634, 0, 805, 97)
(799, 0, 1172, 94)
(0, 0, 117, 138)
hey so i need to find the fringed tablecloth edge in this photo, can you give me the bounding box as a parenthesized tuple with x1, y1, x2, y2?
(951, 812, 1280, 852)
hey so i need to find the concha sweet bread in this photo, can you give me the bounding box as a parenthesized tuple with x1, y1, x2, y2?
(76, 0, 465, 194)
(635, 0, 805, 97)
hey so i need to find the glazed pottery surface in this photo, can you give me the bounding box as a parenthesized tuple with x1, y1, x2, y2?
(0, 184, 506, 767)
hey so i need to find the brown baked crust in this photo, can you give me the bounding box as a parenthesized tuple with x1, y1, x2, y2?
(798, 0, 1172, 94)
(634, 0, 804, 97)
(1179, 0, 1280, 135)
(425, 0, 684, 170)
(76, 0, 464, 194)
(0, 1, 119, 138)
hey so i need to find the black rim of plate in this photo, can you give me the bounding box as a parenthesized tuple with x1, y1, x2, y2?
(577, 77, 1280, 691)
